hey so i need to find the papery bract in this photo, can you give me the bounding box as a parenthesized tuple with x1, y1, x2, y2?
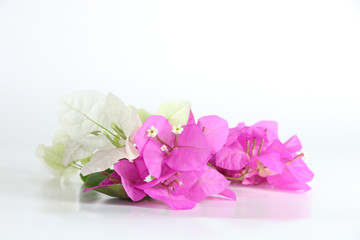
(197, 115, 229, 154)
(135, 115, 210, 178)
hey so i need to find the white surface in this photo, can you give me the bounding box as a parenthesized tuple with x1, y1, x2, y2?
(1, 0, 360, 239)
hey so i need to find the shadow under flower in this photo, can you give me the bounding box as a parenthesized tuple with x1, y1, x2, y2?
(79, 182, 311, 219)
(38, 178, 311, 219)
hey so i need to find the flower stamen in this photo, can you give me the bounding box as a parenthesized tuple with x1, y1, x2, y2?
(147, 126, 158, 138)
(172, 125, 184, 135)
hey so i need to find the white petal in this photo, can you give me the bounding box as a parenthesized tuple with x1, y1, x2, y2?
(62, 140, 94, 167)
(81, 148, 128, 176)
(52, 129, 70, 145)
(104, 93, 142, 138)
(36, 143, 77, 178)
(58, 91, 108, 139)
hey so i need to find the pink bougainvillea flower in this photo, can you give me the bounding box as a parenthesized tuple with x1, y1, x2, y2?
(266, 135, 314, 191)
(134, 115, 210, 178)
(214, 121, 283, 175)
(83, 157, 148, 201)
(213, 121, 314, 191)
(136, 165, 235, 210)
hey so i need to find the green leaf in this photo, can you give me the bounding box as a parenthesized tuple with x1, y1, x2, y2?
(157, 100, 191, 126)
(82, 171, 129, 199)
(83, 170, 114, 187)
(94, 184, 130, 199)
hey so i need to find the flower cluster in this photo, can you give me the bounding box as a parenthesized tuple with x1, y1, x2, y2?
(209, 121, 314, 191)
(37, 91, 314, 210)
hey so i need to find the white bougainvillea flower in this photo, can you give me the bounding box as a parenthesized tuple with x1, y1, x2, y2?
(156, 100, 191, 126)
(41, 90, 142, 176)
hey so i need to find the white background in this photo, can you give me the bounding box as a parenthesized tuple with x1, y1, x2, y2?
(0, 0, 359, 239)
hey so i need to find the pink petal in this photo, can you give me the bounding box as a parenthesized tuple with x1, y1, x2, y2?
(135, 166, 177, 190)
(215, 142, 249, 170)
(267, 168, 311, 191)
(120, 177, 146, 201)
(219, 188, 237, 200)
(255, 152, 284, 174)
(266, 140, 293, 160)
(284, 135, 302, 153)
(114, 159, 140, 182)
(197, 115, 229, 154)
(143, 140, 167, 178)
(166, 124, 210, 171)
(253, 121, 278, 142)
(187, 110, 196, 124)
(170, 170, 202, 196)
(225, 123, 245, 146)
(145, 186, 196, 210)
(134, 156, 149, 179)
(288, 159, 314, 183)
(186, 166, 231, 202)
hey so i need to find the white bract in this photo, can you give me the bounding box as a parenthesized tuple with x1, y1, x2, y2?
(37, 91, 142, 177)
(156, 100, 191, 126)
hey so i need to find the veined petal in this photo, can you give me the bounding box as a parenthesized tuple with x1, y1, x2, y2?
(143, 140, 166, 178)
(59, 91, 108, 139)
(157, 100, 191, 126)
(62, 140, 94, 167)
(253, 121, 278, 143)
(284, 135, 302, 153)
(255, 152, 284, 174)
(215, 142, 249, 170)
(287, 159, 314, 183)
(104, 93, 142, 138)
(197, 115, 229, 154)
(145, 186, 196, 210)
(186, 166, 231, 202)
(36, 143, 77, 178)
(167, 124, 210, 171)
(81, 148, 129, 176)
(267, 168, 311, 191)
(187, 110, 196, 125)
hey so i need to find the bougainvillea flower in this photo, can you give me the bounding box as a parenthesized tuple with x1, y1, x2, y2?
(215, 121, 282, 174)
(266, 135, 314, 191)
(136, 165, 235, 210)
(213, 120, 314, 190)
(134, 115, 210, 178)
(84, 157, 148, 201)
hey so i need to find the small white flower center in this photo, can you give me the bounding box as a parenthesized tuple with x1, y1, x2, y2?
(171, 125, 184, 134)
(147, 126, 158, 138)
(160, 144, 168, 152)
